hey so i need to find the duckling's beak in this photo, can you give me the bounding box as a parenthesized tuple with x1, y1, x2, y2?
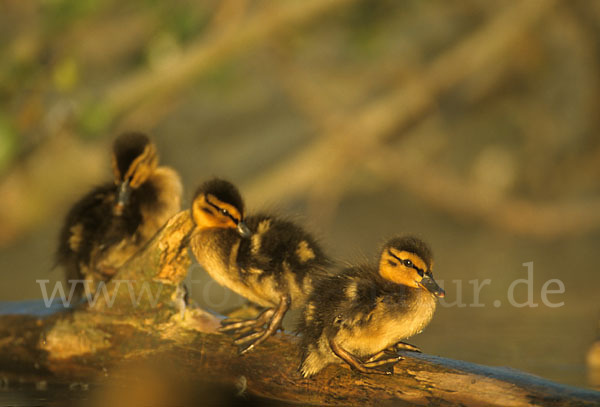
(236, 221, 252, 238)
(419, 274, 445, 298)
(115, 179, 131, 216)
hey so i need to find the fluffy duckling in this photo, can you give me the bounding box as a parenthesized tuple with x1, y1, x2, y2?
(56, 132, 182, 300)
(190, 178, 331, 354)
(298, 236, 444, 377)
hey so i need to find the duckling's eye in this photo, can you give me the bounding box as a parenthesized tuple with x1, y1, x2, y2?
(220, 208, 229, 216)
(403, 259, 413, 267)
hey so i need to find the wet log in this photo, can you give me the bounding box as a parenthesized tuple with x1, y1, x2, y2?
(0, 211, 599, 406)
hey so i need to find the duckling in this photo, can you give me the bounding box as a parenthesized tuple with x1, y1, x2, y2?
(297, 236, 444, 377)
(56, 132, 182, 300)
(190, 178, 331, 354)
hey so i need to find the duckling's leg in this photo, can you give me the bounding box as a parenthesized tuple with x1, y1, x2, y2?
(328, 338, 401, 375)
(234, 295, 291, 355)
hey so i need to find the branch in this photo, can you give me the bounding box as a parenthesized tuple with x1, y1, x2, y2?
(365, 148, 600, 238)
(0, 211, 599, 406)
(245, 0, 600, 239)
(101, 0, 358, 118)
(247, 0, 560, 205)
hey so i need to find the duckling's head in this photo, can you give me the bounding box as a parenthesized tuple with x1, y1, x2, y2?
(111, 132, 158, 215)
(191, 178, 252, 238)
(378, 236, 444, 297)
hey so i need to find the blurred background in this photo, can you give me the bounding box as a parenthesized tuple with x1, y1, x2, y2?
(1, 0, 600, 393)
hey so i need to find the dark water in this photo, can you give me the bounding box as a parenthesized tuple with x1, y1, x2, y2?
(0, 388, 88, 407)
(0, 383, 294, 407)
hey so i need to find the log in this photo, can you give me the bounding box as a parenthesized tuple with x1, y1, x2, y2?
(0, 211, 599, 406)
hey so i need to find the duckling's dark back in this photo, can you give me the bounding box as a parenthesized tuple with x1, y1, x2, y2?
(238, 214, 331, 287)
(57, 183, 117, 272)
(56, 179, 163, 295)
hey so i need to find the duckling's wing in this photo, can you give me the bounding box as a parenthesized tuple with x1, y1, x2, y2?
(321, 267, 383, 330)
(297, 270, 355, 338)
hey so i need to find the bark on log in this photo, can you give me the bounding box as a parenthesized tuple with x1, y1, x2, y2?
(0, 211, 599, 406)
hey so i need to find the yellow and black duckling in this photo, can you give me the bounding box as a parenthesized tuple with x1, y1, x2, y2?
(56, 132, 182, 300)
(297, 236, 444, 377)
(190, 178, 331, 354)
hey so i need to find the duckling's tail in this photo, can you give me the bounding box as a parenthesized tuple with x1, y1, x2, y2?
(299, 338, 338, 378)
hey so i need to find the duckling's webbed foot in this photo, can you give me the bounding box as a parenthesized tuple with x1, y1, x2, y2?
(364, 341, 421, 365)
(219, 308, 275, 336)
(329, 338, 401, 375)
(393, 341, 421, 353)
(233, 295, 291, 355)
(364, 349, 406, 365)
(362, 356, 404, 374)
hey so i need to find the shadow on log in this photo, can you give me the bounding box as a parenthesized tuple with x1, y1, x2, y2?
(0, 211, 599, 406)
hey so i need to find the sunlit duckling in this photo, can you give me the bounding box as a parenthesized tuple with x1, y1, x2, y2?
(56, 132, 182, 300)
(190, 178, 331, 354)
(297, 236, 444, 377)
